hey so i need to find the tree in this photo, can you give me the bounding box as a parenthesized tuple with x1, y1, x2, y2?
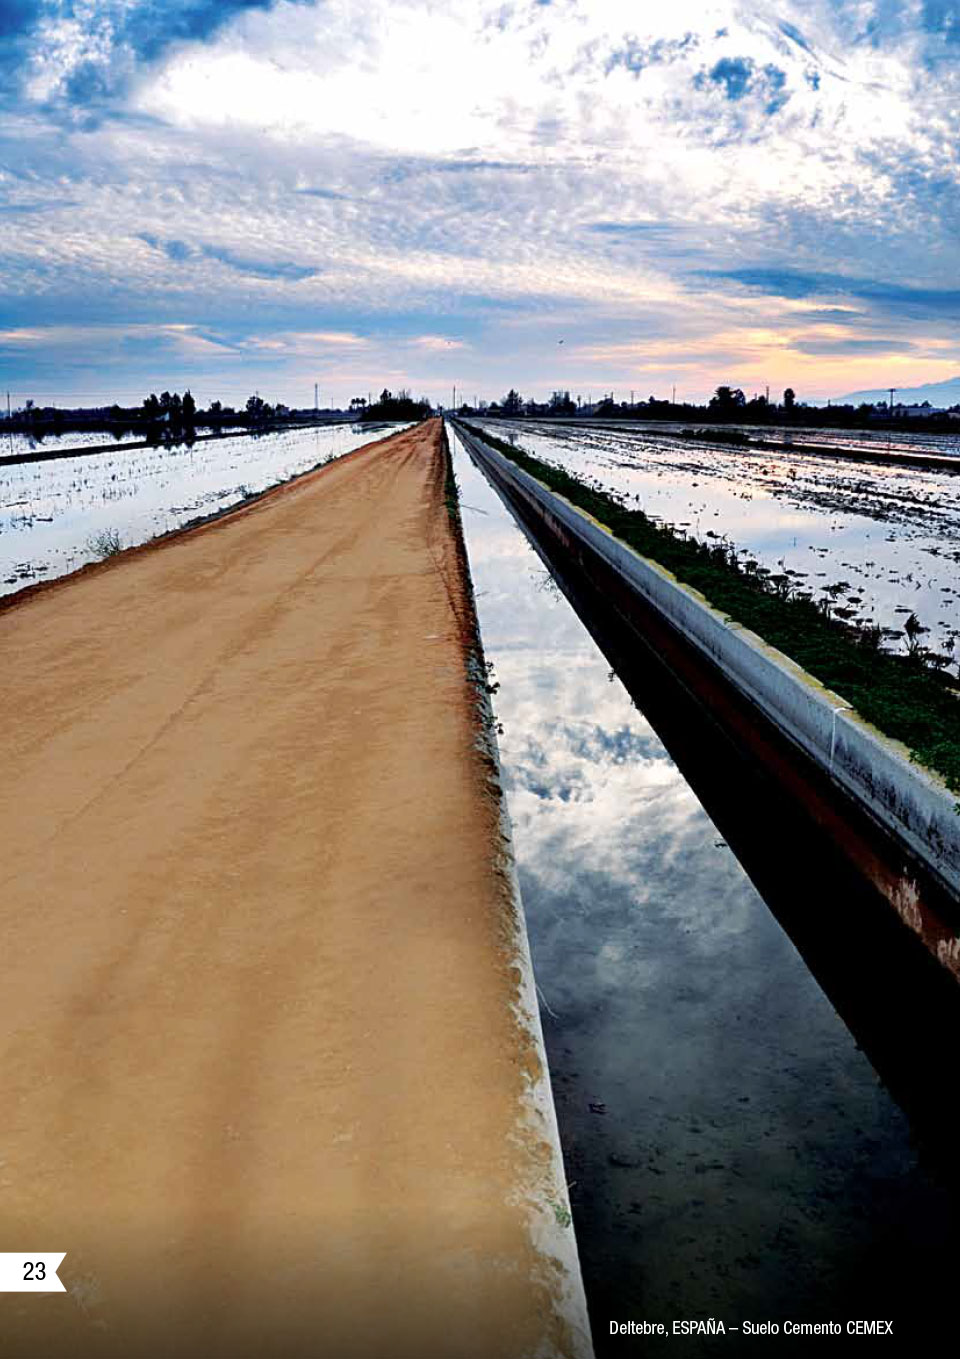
(182, 390, 197, 425)
(358, 388, 432, 422)
(502, 388, 523, 416)
(783, 387, 796, 411)
(548, 389, 576, 415)
(709, 385, 746, 416)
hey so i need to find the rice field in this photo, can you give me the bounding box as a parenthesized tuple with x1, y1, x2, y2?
(0, 422, 406, 596)
(479, 420, 960, 661)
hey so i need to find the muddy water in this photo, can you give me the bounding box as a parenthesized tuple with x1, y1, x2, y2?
(449, 425, 959, 1355)
(478, 419, 960, 660)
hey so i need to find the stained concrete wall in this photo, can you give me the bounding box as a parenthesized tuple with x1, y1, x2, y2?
(454, 422, 960, 903)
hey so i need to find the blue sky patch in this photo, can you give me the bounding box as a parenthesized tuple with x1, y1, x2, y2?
(704, 56, 755, 100)
(3, 0, 960, 406)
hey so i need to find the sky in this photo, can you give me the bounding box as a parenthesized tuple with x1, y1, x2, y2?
(2, 0, 960, 410)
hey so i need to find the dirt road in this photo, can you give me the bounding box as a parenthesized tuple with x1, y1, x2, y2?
(0, 421, 588, 1358)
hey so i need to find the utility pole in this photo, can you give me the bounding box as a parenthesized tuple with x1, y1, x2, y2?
(889, 386, 896, 416)
(452, 385, 456, 410)
(672, 384, 676, 406)
(314, 382, 318, 412)
(630, 389, 634, 407)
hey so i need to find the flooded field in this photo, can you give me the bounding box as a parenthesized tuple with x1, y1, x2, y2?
(2, 428, 160, 459)
(478, 419, 960, 659)
(606, 419, 960, 460)
(450, 423, 959, 1353)
(0, 422, 405, 595)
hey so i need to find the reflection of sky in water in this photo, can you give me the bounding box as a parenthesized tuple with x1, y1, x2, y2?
(3, 429, 153, 456)
(626, 421, 960, 459)
(0, 423, 406, 594)
(479, 420, 960, 659)
(449, 425, 955, 1350)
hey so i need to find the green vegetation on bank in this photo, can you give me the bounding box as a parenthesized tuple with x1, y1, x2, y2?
(462, 423, 960, 794)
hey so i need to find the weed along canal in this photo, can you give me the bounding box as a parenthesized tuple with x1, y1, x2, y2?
(447, 422, 960, 1353)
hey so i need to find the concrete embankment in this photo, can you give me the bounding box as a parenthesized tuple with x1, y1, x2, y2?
(0, 419, 591, 1358)
(454, 422, 960, 962)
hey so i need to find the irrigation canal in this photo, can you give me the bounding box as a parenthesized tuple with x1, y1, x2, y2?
(449, 423, 960, 1354)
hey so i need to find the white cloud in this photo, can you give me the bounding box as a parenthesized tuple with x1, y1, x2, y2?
(411, 335, 468, 350)
(3, 1, 960, 403)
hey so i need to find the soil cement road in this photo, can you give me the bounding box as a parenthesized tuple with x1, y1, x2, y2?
(0, 420, 588, 1359)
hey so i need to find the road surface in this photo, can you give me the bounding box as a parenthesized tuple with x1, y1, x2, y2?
(0, 420, 587, 1358)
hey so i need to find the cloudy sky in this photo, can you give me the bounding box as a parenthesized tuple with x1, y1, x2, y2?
(2, 0, 959, 409)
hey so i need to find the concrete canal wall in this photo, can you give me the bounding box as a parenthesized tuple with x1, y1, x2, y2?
(454, 421, 960, 907)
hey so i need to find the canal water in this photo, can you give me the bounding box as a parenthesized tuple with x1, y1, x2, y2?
(448, 425, 959, 1354)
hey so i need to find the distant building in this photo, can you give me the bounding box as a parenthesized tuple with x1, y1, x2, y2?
(892, 401, 943, 419)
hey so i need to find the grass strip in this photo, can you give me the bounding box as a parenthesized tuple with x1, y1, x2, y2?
(462, 423, 960, 795)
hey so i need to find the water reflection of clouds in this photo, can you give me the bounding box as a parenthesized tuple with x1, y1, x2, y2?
(451, 425, 950, 1331)
(456, 432, 770, 1001)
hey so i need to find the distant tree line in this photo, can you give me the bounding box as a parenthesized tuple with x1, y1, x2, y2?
(123, 390, 295, 439)
(4, 390, 341, 441)
(350, 388, 433, 422)
(456, 385, 960, 432)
